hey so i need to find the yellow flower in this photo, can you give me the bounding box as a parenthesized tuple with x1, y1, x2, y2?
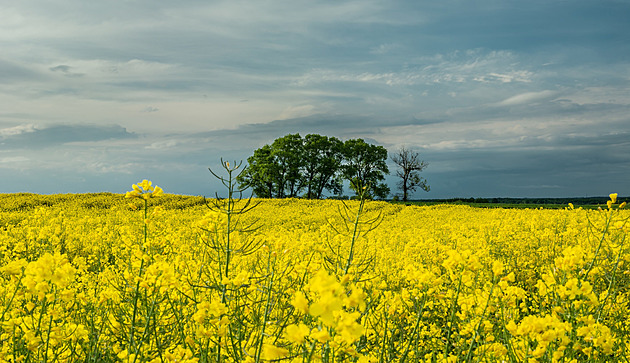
(492, 260, 504, 277)
(261, 344, 288, 360)
(117, 349, 129, 360)
(139, 179, 153, 191)
(125, 190, 140, 199)
(284, 323, 310, 344)
(0, 258, 27, 275)
(291, 291, 309, 314)
(336, 311, 363, 344)
(310, 328, 331, 343)
(126, 180, 163, 199)
(609, 193, 618, 203)
(153, 185, 164, 197)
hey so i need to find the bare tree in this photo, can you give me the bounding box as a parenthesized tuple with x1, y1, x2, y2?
(391, 146, 430, 201)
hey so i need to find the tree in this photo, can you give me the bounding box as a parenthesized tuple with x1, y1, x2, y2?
(302, 134, 344, 199)
(270, 134, 304, 198)
(391, 146, 429, 201)
(240, 134, 391, 199)
(238, 144, 277, 198)
(342, 139, 390, 199)
(238, 134, 304, 198)
(239, 133, 344, 199)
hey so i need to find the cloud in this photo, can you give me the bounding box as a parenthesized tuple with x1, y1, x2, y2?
(49, 65, 84, 77)
(0, 59, 42, 83)
(0, 124, 137, 149)
(0, 156, 29, 164)
(145, 139, 178, 150)
(370, 43, 402, 55)
(294, 49, 534, 88)
(474, 71, 533, 83)
(496, 90, 558, 106)
(277, 105, 317, 120)
(192, 113, 444, 145)
(0, 123, 37, 137)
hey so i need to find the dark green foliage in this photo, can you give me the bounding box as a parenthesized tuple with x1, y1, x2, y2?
(302, 134, 344, 199)
(341, 139, 390, 199)
(238, 134, 305, 198)
(271, 134, 304, 198)
(238, 134, 390, 199)
(241, 144, 277, 198)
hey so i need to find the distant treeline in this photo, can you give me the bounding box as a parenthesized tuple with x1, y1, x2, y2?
(408, 196, 625, 206)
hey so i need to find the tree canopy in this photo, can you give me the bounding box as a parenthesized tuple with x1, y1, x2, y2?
(238, 134, 390, 199)
(341, 139, 390, 199)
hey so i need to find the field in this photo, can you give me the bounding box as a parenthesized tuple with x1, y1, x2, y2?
(0, 182, 629, 362)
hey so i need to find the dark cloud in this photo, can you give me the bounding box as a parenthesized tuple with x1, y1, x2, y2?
(0, 124, 137, 149)
(418, 141, 630, 198)
(49, 65, 84, 77)
(193, 114, 443, 145)
(49, 65, 71, 73)
(0, 59, 41, 83)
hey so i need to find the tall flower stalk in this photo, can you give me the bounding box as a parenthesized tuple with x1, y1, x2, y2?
(199, 160, 262, 362)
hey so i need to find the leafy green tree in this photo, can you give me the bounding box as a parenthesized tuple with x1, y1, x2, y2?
(391, 146, 430, 201)
(342, 139, 390, 199)
(302, 134, 344, 199)
(238, 144, 277, 198)
(270, 134, 304, 198)
(240, 134, 391, 199)
(238, 134, 304, 198)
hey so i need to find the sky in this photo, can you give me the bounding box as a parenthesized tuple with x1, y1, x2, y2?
(1, 0, 629, 199)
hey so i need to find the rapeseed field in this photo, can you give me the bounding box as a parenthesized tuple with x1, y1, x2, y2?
(0, 177, 628, 362)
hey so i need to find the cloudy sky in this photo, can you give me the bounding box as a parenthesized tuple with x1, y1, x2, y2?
(1, 0, 629, 198)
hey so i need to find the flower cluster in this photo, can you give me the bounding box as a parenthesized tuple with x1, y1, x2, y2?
(125, 179, 164, 199)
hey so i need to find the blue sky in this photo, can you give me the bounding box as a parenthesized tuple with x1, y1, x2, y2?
(1, 0, 629, 198)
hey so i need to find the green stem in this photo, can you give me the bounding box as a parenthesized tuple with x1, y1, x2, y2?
(218, 167, 235, 363)
(344, 196, 365, 275)
(305, 341, 317, 363)
(43, 293, 56, 363)
(132, 290, 159, 363)
(464, 281, 495, 361)
(0, 274, 23, 321)
(128, 259, 144, 349)
(596, 232, 626, 322)
(444, 272, 464, 357)
(255, 254, 276, 363)
(584, 209, 612, 280)
(399, 295, 427, 363)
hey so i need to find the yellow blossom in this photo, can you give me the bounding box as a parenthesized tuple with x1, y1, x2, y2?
(291, 291, 309, 314)
(609, 193, 617, 203)
(261, 344, 288, 360)
(284, 323, 310, 344)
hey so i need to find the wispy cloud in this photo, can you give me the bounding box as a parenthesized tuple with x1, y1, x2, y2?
(295, 49, 535, 87)
(496, 90, 558, 106)
(0, 124, 136, 149)
(0, 123, 37, 137)
(49, 64, 84, 77)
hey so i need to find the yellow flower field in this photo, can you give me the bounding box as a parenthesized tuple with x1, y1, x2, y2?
(0, 182, 629, 362)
